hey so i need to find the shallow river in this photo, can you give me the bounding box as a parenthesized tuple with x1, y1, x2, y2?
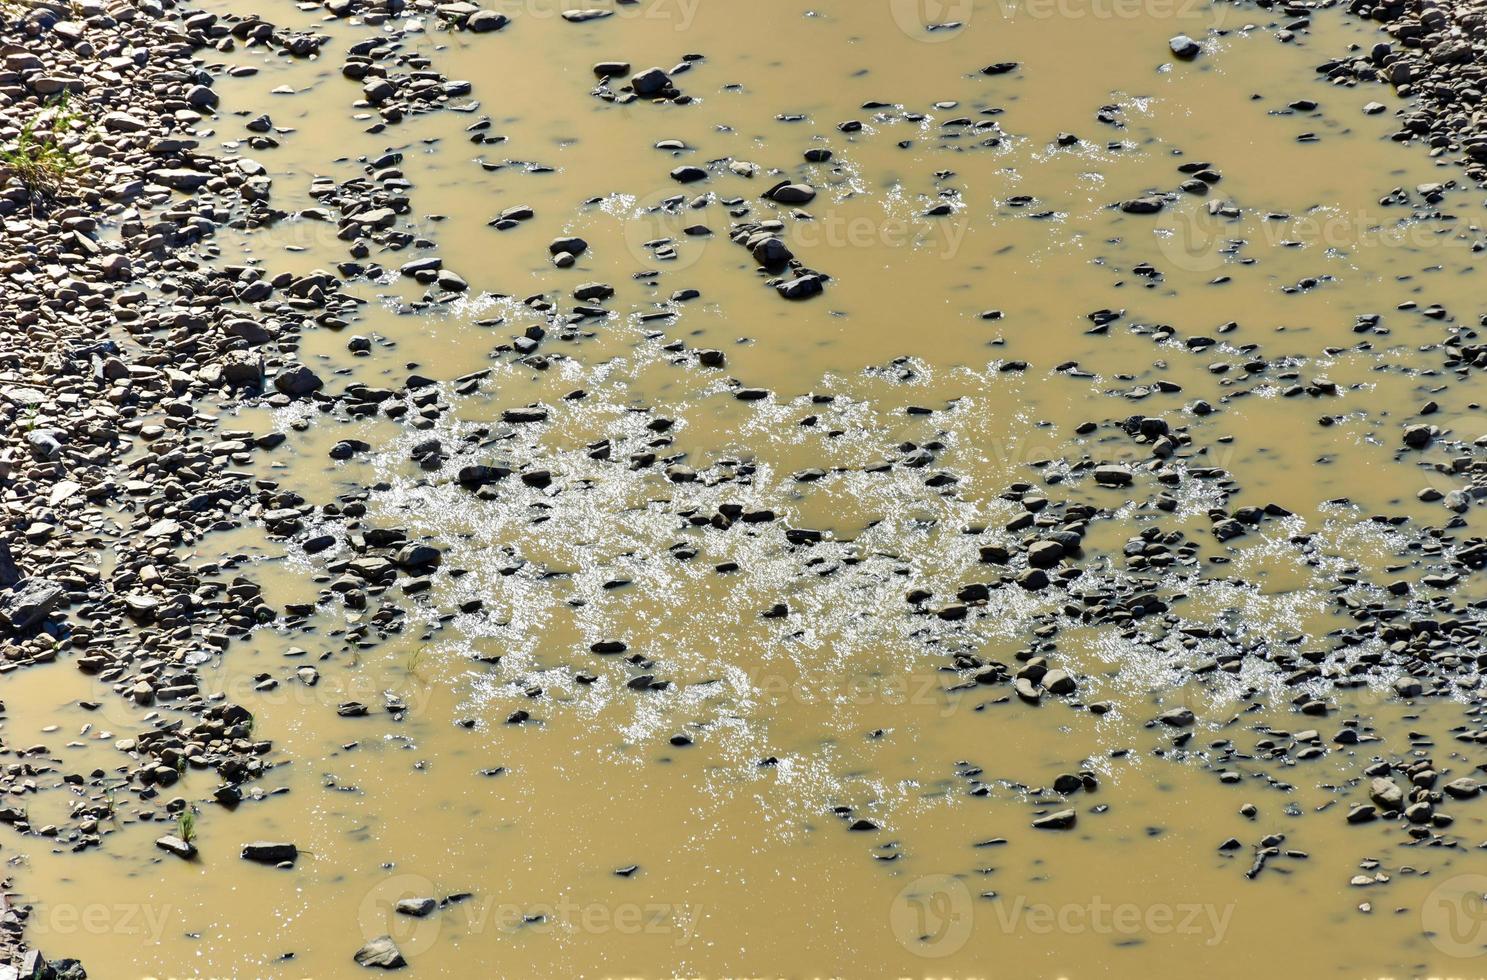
(7, 0, 1487, 977)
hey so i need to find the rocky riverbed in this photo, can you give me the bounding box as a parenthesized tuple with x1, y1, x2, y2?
(1, 0, 1486, 976)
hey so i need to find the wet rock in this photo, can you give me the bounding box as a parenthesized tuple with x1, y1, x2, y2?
(1032, 809, 1077, 830)
(1402, 424, 1434, 449)
(1027, 541, 1064, 569)
(1368, 778, 1404, 811)
(574, 282, 615, 301)
(1119, 197, 1166, 215)
(394, 545, 443, 569)
(395, 897, 437, 917)
(1443, 778, 1481, 799)
(154, 169, 212, 191)
(458, 464, 512, 486)
(766, 182, 817, 205)
(1016, 569, 1049, 591)
(1170, 35, 1201, 59)
(777, 276, 824, 300)
(354, 936, 406, 969)
(1054, 774, 1084, 794)
(467, 10, 509, 32)
(750, 237, 794, 267)
(439, 269, 469, 292)
(630, 67, 672, 96)
(222, 351, 265, 387)
(0, 579, 62, 632)
(155, 835, 197, 859)
(1041, 669, 1076, 695)
(549, 236, 588, 257)
(1093, 465, 1134, 487)
(1158, 707, 1195, 727)
(273, 365, 325, 398)
(241, 841, 298, 865)
(25, 431, 62, 462)
(1392, 676, 1423, 698)
(362, 76, 398, 105)
(1404, 801, 1433, 823)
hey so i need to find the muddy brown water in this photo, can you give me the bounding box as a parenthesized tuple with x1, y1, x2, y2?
(6, 1, 1487, 977)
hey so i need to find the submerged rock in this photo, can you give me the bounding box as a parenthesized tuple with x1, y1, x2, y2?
(241, 841, 299, 865)
(1033, 809, 1077, 830)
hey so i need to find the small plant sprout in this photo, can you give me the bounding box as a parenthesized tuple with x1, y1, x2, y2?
(0, 95, 82, 199)
(176, 807, 197, 845)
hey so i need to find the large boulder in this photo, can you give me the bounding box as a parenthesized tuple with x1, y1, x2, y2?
(0, 578, 62, 632)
